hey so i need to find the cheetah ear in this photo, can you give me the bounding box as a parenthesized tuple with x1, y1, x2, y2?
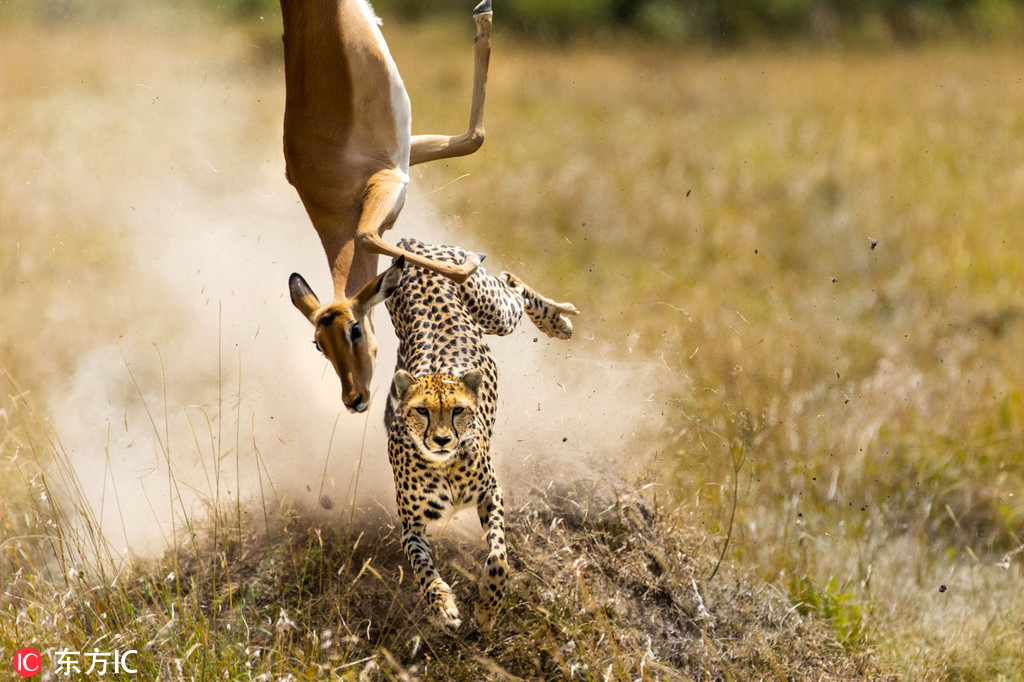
(460, 368, 484, 399)
(393, 369, 417, 401)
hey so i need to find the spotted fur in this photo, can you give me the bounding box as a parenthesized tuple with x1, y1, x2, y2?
(383, 238, 578, 632)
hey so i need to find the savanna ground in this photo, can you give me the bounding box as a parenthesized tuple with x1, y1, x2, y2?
(2, 2, 1023, 680)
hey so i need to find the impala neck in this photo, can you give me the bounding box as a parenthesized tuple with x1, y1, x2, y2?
(313, 215, 379, 300)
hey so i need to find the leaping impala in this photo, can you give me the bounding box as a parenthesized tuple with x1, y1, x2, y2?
(280, 0, 493, 413)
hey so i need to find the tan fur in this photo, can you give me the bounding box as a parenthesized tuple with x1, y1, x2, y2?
(280, 0, 494, 412)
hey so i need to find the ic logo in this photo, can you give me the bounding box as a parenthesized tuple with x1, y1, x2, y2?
(13, 648, 41, 678)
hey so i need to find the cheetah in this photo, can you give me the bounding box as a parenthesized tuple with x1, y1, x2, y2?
(383, 238, 578, 632)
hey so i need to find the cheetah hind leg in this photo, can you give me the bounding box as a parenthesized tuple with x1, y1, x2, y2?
(425, 578, 462, 632)
(501, 272, 580, 340)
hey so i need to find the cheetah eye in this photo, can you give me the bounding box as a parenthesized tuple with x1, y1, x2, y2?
(451, 406, 465, 416)
(415, 407, 429, 416)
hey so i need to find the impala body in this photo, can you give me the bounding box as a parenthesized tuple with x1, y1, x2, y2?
(280, 0, 492, 412)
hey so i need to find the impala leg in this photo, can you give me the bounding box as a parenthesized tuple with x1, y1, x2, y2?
(402, 520, 462, 631)
(355, 170, 480, 282)
(409, 0, 492, 166)
(474, 484, 508, 633)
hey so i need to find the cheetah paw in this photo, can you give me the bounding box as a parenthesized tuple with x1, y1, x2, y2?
(474, 602, 496, 633)
(542, 303, 580, 340)
(528, 301, 580, 341)
(426, 580, 462, 632)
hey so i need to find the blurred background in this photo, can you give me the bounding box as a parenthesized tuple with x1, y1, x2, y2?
(12, 0, 1024, 42)
(2, 0, 1023, 678)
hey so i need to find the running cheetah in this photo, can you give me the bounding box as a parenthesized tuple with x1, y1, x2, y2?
(383, 238, 578, 632)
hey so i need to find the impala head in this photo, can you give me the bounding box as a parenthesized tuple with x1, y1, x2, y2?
(289, 257, 405, 413)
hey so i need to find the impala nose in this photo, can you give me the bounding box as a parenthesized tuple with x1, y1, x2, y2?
(344, 390, 370, 413)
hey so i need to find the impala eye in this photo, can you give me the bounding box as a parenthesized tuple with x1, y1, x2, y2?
(349, 322, 363, 343)
(313, 339, 323, 353)
(415, 407, 429, 416)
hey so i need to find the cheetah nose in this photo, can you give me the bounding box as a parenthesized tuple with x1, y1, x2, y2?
(433, 435, 452, 448)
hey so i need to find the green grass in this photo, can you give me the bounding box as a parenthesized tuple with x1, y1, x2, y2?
(2, 4, 1024, 679)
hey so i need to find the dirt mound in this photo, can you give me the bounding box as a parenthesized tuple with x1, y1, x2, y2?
(159, 484, 886, 680)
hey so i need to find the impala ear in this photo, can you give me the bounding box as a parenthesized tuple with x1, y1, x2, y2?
(353, 256, 405, 315)
(460, 368, 484, 399)
(289, 273, 320, 322)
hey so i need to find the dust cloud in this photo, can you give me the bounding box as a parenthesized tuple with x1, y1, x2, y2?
(53, 186, 665, 560)
(40, 25, 666, 563)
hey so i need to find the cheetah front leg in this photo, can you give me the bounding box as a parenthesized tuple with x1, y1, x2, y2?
(401, 521, 462, 631)
(474, 485, 509, 633)
(501, 272, 580, 340)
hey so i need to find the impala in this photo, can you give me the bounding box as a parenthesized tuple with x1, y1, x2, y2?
(280, 0, 493, 412)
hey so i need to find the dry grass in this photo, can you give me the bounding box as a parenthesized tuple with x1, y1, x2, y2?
(2, 3, 1023, 680)
(1, 385, 874, 679)
(393, 21, 1024, 680)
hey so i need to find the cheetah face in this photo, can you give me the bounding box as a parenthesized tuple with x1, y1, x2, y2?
(392, 369, 483, 465)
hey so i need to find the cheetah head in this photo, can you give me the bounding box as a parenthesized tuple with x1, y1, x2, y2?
(391, 369, 483, 465)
